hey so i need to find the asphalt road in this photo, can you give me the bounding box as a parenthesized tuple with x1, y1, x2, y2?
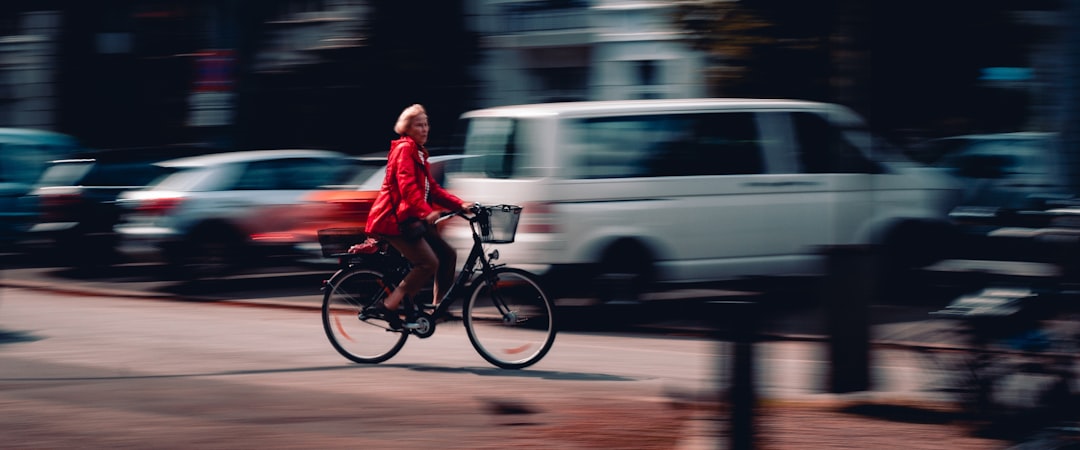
(2, 257, 1075, 448)
(0, 257, 952, 338)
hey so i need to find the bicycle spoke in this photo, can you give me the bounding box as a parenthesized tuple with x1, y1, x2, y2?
(322, 268, 407, 363)
(464, 268, 555, 369)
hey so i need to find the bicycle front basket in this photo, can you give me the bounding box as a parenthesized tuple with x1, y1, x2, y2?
(479, 205, 522, 244)
(317, 227, 368, 257)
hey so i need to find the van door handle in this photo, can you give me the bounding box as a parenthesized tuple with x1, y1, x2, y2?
(742, 181, 822, 187)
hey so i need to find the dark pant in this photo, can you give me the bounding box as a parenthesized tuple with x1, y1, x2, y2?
(385, 226, 457, 304)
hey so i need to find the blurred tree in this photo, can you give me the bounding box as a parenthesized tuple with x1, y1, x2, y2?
(367, 1, 480, 152)
(872, 0, 1041, 139)
(675, 0, 1046, 141)
(673, 0, 837, 102)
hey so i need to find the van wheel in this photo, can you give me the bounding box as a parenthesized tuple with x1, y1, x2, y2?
(593, 242, 655, 304)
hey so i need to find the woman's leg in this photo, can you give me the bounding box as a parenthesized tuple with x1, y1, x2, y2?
(425, 229, 457, 305)
(383, 235, 438, 311)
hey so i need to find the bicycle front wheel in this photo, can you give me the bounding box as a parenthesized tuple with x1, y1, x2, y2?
(464, 267, 556, 369)
(322, 267, 407, 364)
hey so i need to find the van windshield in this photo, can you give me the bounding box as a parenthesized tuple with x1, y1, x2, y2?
(457, 118, 539, 179)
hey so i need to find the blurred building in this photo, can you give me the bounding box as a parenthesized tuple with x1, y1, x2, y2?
(0, 0, 1075, 162)
(466, 0, 707, 106)
(0, 1, 374, 151)
(0, 11, 61, 129)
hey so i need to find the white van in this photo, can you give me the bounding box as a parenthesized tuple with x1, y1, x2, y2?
(444, 99, 962, 302)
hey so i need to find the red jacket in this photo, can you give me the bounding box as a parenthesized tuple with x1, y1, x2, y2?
(365, 136, 463, 236)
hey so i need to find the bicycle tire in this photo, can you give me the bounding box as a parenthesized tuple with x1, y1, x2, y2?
(322, 267, 408, 364)
(463, 267, 556, 369)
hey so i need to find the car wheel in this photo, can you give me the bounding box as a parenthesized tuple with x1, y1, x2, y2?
(173, 227, 244, 281)
(58, 230, 122, 272)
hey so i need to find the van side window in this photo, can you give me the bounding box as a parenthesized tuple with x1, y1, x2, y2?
(690, 113, 763, 175)
(792, 112, 879, 174)
(569, 112, 763, 179)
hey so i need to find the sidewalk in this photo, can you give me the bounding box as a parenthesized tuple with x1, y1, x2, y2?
(1, 264, 1074, 449)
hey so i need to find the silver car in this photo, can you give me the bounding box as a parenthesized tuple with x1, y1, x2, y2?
(115, 149, 350, 279)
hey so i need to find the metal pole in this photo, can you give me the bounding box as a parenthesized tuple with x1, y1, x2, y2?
(1063, 0, 1080, 194)
(715, 300, 757, 450)
(823, 245, 873, 393)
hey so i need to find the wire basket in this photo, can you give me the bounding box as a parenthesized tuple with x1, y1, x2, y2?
(478, 204, 522, 243)
(317, 227, 368, 257)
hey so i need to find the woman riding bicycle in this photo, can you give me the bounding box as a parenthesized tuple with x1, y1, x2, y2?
(361, 103, 473, 329)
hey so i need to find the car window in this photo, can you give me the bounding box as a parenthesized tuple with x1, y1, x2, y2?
(234, 160, 280, 190)
(565, 112, 764, 179)
(286, 158, 342, 189)
(343, 162, 386, 187)
(152, 166, 223, 192)
(431, 157, 465, 185)
(234, 158, 342, 190)
(36, 160, 94, 187)
(82, 161, 175, 187)
(792, 112, 880, 174)
(356, 167, 386, 190)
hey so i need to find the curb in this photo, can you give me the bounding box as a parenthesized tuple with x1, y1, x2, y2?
(2, 276, 987, 353)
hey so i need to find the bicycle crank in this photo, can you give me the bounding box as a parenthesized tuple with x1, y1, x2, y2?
(411, 313, 436, 338)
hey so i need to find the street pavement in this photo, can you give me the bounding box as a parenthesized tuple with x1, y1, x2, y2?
(2, 260, 1077, 449)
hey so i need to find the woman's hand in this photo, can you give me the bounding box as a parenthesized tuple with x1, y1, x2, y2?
(424, 210, 443, 224)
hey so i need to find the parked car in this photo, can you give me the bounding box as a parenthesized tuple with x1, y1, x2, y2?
(925, 132, 1071, 216)
(23, 145, 220, 267)
(114, 149, 350, 278)
(442, 99, 964, 303)
(0, 128, 85, 250)
(289, 153, 475, 264)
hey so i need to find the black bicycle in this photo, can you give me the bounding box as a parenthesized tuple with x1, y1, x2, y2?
(893, 286, 1078, 417)
(318, 204, 556, 369)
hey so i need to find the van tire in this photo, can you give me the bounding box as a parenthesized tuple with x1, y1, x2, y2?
(593, 241, 655, 304)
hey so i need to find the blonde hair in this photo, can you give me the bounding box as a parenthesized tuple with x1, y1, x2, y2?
(394, 104, 427, 136)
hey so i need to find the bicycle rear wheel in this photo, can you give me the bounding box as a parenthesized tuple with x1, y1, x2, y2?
(464, 267, 556, 369)
(322, 267, 407, 364)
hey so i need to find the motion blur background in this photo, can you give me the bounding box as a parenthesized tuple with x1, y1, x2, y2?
(0, 0, 1077, 159)
(3, 4, 1080, 446)
(4, 0, 1080, 268)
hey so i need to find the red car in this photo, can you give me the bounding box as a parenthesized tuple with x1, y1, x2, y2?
(290, 153, 473, 263)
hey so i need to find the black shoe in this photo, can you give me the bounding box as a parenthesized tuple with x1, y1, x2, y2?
(364, 302, 404, 331)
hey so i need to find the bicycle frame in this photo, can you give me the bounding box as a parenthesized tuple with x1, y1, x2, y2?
(328, 207, 507, 321)
(425, 211, 502, 319)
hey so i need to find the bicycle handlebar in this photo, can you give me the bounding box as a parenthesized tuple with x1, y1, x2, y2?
(433, 202, 517, 227)
(432, 202, 482, 226)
